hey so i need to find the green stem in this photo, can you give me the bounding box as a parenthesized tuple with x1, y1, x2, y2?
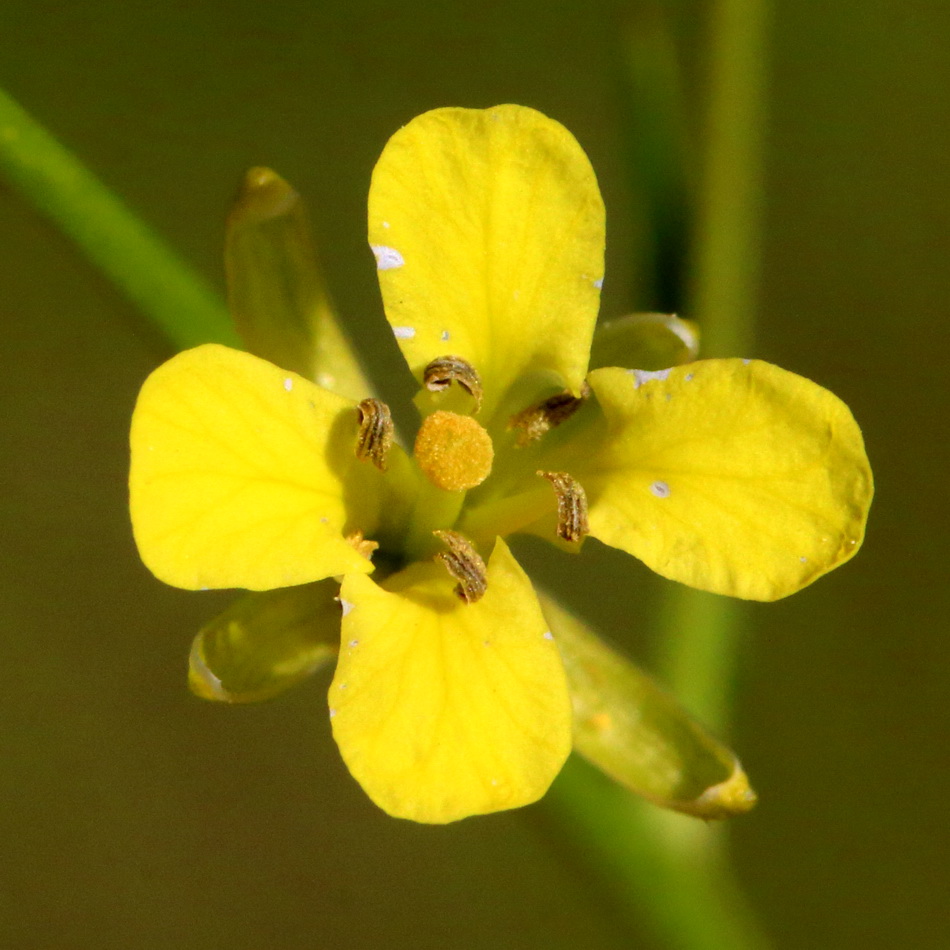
(0, 86, 238, 351)
(547, 758, 771, 950)
(654, 0, 771, 944)
(547, 1, 772, 948)
(660, 0, 767, 729)
(686, 0, 766, 363)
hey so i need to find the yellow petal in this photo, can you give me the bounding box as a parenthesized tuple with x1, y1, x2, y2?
(130, 344, 380, 590)
(577, 360, 873, 600)
(330, 539, 571, 823)
(189, 582, 341, 703)
(368, 105, 605, 421)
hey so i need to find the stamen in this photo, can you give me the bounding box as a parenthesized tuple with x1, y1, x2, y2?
(509, 384, 590, 446)
(414, 410, 494, 492)
(355, 398, 394, 471)
(423, 356, 483, 412)
(433, 530, 488, 604)
(346, 530, 379, 560)
(538, 471, 589, 543)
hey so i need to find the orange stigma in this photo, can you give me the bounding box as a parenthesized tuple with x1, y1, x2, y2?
(414, 411, 494, 492)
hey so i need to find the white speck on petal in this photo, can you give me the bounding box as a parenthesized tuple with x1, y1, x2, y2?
(543, 630, 554, 641)
(440, 329, 450, 342)
(593, 277, 604, 289)
(742, 358, 751, 365)
(630, 368, 672, 389)
(339, 682, 347, 690)
(650, 480, 671, 498)
(283, 377, 293, 392)
(348, 639, 359, 648)
(371, 244, 404, 270)
(329, 707, 337, 719)
(320, 516, 329, 524)
(340, 599, 356, 617)
(393, 326, 416, 340)
(685, 372, 694, 382)
(382, 220, 390, 229)
(800, 556, 808, 563)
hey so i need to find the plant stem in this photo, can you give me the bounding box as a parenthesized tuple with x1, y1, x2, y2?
(548, 757, 771, 950)
(659, 0, 767, 731)
(546, 0, 772, 948)
(686, 0, 766, 365)
(0, 86, 238, 351)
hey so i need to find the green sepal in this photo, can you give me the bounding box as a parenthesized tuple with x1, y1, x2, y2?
(539, 592, 756, 819)
(589, 312, 699, 372)
(189, 581, 341, 703)
(225, 167, 371, 400)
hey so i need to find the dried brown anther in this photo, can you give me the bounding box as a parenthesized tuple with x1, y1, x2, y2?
(433, 529, 488, 604)
(423, 356, 483, 413)
(538, 471, 589, 543)
(355, 398, 394, 471)
(508, 384, 590, 446)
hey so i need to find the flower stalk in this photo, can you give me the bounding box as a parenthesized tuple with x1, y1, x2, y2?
(0, 86, 238, 351)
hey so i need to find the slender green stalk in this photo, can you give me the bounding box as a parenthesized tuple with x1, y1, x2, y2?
(0, 86, 238, 351)
(654, 0, 771, 945)
(548, 758, 770, 950)
(686, 0, 766, 364)
(547, 1, 772, 948)
(660, 0, 768, 731)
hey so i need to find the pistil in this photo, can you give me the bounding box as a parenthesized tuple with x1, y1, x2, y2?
(414, 410, 494, 492)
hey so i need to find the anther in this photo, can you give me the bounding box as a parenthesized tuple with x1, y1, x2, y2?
(538, 471, 589, 543)
(355, 398, 394, 471)
(433, 530, 488, 604)
(509, 384, 590, 447)
(346, 530, 379, 560)
(423, 356, 484, 412)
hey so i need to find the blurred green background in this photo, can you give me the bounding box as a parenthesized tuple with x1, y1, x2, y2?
(1, 1, 947, 947)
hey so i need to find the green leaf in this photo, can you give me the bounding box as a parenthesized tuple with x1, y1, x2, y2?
(189, 581, 342, 703)
(225, 167, 371, 399)
(539, 592, 756, 819)
(589, 312, 699, 372)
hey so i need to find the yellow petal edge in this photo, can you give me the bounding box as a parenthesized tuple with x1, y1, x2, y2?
(581, 360, 873, 601)
(330, 539, 572, 823)
(130, 344, 378, 591)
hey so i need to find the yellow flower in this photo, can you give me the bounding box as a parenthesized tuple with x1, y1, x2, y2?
(129, 105, 873, 824)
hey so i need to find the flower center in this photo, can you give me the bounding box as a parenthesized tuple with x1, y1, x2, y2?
(414, 410, 494, 492)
